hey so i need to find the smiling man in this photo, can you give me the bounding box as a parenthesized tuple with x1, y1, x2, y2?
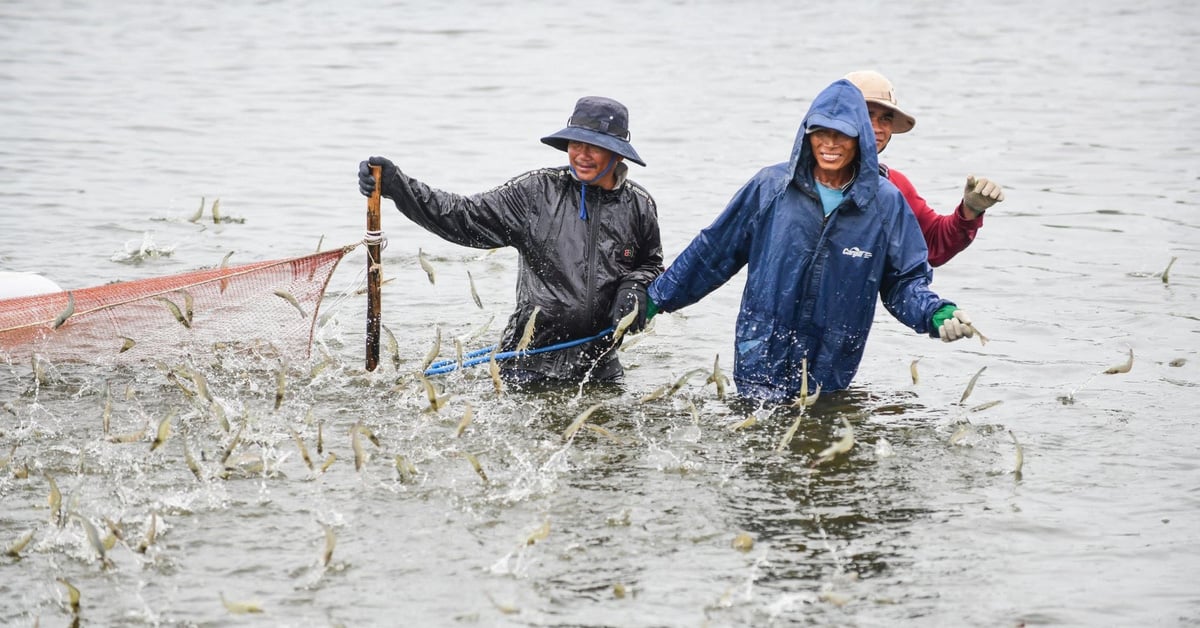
(359, 96, 663, 386)
(646, 79, 976, 403)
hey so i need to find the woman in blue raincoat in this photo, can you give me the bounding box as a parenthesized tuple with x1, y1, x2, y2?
(648, 78, 975, 403)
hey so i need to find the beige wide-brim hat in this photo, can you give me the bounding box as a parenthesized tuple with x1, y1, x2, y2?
(843, 70, 916, 134)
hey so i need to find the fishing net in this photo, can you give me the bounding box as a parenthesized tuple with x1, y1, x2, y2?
(0, 246, 354, 366)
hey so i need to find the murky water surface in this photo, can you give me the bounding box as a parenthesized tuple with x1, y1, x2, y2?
(2, 1, 1199, 626)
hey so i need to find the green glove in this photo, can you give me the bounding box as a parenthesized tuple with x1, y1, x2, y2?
(646, 296, 659, 321)
(931, 304, 975, 342)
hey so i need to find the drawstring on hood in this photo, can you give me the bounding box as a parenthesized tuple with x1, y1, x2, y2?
(570, 156, 618, 220)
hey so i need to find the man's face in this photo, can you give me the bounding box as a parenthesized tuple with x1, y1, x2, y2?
(866, 102, 895, 155)
(567, 141, 622, 189)
(808, 128, 858, 175)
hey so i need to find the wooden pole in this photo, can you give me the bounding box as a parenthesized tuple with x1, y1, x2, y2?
(366, 165, 382, 371)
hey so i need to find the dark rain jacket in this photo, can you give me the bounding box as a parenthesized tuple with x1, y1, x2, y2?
(648, 79, 951, 402)
(381, 163, 663, 382)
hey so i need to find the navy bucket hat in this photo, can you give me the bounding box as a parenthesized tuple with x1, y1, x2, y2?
(541, 96, 645, 167)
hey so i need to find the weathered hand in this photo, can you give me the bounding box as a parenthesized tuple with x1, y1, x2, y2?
(962, 175, 1004, 216)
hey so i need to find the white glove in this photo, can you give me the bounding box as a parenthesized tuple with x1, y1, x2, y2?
(938, 309, 976, 343)
(962, 175, 1005, 215)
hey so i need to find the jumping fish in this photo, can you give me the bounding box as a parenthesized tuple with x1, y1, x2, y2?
(381, 323, 401, 370)
(418, 248, 436, 284)
(274, 290, 306, 318)
(150, 414, 172, 452)
(316, 420, 324, 455)
(319, 453, 336, 473)
(189, 197, 205, 223)
(59, 578, 81, 615)
(526, 520, 550, 546)
(179, 289, 195, 326)
(210, 198, 221, 224)
(183, 439, 204, 481)
(515, 306, 541, 354)
(666, 368, 707, 397)
(31, 353, 48, 387)
(351, 422, 366, 472)
(219, 251, 234, 293)
(467, 270, 483, 309)
(966, 323, 989, 346)
(108, 422, 148, 444)
(155, 296, 191, 328)
(706, 354, 728, 400)
(419, 375, 450, 412)
(910, 358, 920, 385)
(291, 427, 314, 471)
(321, 523, 336, 567)
(726, 416, 757, 431)
(462, 451, 488, 484)
(52, 291, 75, 329)
(47, 473, 63, 526)
(455, 403, 474, 438)
(394, 455, 416, 483)
(220, 592, 264, 614)
(191, 369, 212, 402)
(454, 337, 464, 369)
(488, 348, 503, 397)
(421, 326, 442, 372)
(959, 366, 987, 404)
(1162, 256, 1178, 284)
(211, 399, 230, 433)
(101, 384, 112, 435)
(813, 418, 855, 466)
(1009, 430, 1024, 478)
(562, 403, 603, 442)
(639, 384, 668, 403)
(1103, 348, 1134, 374)
(70, 512, 108, 564)
(610, 302, 639, 347)
(136, 512, 158, 554)
(274, 365, 287, 410)
(732, 533, 754, 552)
(118, 336, 136, 353)
(4, 529, 35, 558)
(777, 413, 804, 453)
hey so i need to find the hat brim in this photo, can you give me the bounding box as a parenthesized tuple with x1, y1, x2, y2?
(541, 127, 645, 167)
(864, 98, 916, 133)
(804, 113, 859, 138)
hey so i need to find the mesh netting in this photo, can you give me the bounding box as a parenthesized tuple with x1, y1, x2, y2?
(0, 246, 354, 366)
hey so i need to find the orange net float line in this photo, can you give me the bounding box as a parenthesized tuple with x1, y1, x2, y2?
(0, 245, 355, 366)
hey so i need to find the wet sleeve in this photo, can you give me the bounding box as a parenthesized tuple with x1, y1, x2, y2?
(878, 190, 952, 336)
(648, 177, 760, 312)
(383, 170, 531, 249)
(624, 196, 665, 287)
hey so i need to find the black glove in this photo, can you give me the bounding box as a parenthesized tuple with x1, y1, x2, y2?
(610, 280, 649, 334)
(358, 156, 398, 198)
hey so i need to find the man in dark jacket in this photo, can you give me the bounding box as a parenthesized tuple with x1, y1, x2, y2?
(647, 79, 974, 403)
(359, 96, 663, 386)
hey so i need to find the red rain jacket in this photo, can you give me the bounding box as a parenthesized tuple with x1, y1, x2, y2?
(884, 166, 983, 267)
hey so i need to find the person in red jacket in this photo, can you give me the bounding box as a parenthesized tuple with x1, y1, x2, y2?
(845, 71, 1005, 267)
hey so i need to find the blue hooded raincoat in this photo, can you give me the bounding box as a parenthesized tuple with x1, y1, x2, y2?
(648, 79, 952, 402)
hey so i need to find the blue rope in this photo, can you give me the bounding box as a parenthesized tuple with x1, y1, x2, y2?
(424, 326, 615, 376)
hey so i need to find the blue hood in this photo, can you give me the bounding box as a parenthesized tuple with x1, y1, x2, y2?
(788, 79, 880, 210)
